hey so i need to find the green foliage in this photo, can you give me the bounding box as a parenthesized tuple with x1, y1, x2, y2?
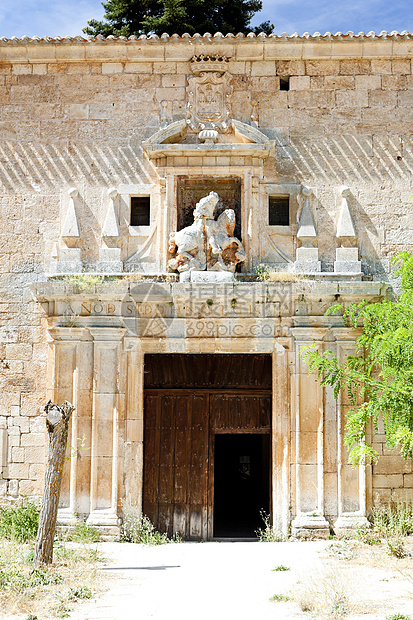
(121, 504, 175, 545)
(68, 585, 92, 600)
(0, 566, 62, 591)
(372, 501, 413, 537)
(254, 263, 304, 282)
(256, 511, 286, 542)
(385, 535, 405, 558)
(269, 593, 290, 602)
(302, 252, 413, 465)
(63, 273, 104, 291)
(68, 522, 101, 544)
(83, 0, 273, 37)
(386, 614, 412, 620)
(272, 565, 290, 571)
(0, 500, 39, 543)
(355, 527, 381, 546)
(356, 502, 413, 555)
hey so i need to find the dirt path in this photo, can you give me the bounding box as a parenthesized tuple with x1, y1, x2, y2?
(68, 540, 413, 620)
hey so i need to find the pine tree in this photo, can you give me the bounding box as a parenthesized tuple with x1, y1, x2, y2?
(83, 0, 274, 37)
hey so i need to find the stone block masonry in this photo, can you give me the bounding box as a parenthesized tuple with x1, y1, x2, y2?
(0, 32, 412, 537)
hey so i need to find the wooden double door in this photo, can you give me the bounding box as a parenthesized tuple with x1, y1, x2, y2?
(143, 390, 271, 540)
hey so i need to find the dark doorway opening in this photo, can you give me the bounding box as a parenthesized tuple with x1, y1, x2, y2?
(213, 434, 270, 538)
(143, 354, 272, 540)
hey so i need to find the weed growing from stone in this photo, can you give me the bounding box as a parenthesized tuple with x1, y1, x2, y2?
(121, 502, 180, 545)
(255, 511, 286, 542)
(272, 565, 290, 571)
(254, 264, 304, 282)
(63, 273, 105, 291)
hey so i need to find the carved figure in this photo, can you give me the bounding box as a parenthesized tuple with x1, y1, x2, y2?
(168, 191, 246, 274)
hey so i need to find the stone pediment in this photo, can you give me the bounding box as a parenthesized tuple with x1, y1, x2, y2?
(142, 119, 275, 159)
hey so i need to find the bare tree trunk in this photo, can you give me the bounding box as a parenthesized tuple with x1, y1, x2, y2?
(34, 400, 74, 567)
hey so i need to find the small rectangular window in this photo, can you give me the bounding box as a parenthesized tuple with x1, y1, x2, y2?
(279, 76, 290, 91)
(269, 196, 290, 226)
(130, 196, 150, 226)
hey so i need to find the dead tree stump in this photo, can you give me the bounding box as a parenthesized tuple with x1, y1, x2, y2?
(34, 400, 74, 566)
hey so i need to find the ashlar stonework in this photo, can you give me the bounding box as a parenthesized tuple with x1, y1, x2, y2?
(0, 31, 412, 538)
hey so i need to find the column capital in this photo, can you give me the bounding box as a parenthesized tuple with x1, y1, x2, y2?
(291, 327, 329, 342)
(89, 327, 126, 341)
(332, 327, 362, 342)
(48, 327, 92, 342)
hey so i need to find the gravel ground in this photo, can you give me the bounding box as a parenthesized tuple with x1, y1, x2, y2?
(67, 539, 413, 620)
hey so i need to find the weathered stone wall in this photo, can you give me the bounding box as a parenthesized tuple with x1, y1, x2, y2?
(0, 35, 412, 516)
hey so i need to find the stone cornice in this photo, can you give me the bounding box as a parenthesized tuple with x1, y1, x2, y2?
(1, 32, 413, 62)
(1, 31, 413, 44)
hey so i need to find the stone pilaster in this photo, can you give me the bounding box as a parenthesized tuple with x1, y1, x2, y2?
(332, 328, 369, 535)
(290, 327, 330, 538)
(123, 343, 144, 514)
(271, 344, 290, 534)
(86, 327, 126, 534)
(50, 328, 93, 525)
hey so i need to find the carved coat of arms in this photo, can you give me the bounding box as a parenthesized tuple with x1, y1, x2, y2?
(186, 59, 233, 133)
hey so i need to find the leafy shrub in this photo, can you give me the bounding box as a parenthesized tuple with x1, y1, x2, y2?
(372, 502, 413, 537)
(0, 500, 39, 543)
(386, 615, 412, 620)
(273, 565, 290, 572)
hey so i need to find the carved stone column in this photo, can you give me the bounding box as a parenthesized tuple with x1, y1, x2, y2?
(86, 327, 126, 533)
(332, 328, 369, 535)
(50, 328, 93, 525)
(291, 327, 330, 538)
(271, 344, 290, 534)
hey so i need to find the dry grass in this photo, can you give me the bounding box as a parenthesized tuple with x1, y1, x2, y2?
(292, 567, 357, 619)
(255, 265, 305, 282)
(0, 539, 105, 619)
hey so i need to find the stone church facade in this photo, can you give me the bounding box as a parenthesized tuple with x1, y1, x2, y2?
(0, 31, 412, 538)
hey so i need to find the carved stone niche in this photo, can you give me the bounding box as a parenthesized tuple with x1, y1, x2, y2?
(168, 191, 246, 281)
(177, 177, 241, 239)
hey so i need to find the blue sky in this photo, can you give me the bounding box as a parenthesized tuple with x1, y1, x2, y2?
(1, 0, 413, 38)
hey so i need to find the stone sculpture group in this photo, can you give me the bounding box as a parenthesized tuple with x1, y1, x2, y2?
(168, 191, 246, 274)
